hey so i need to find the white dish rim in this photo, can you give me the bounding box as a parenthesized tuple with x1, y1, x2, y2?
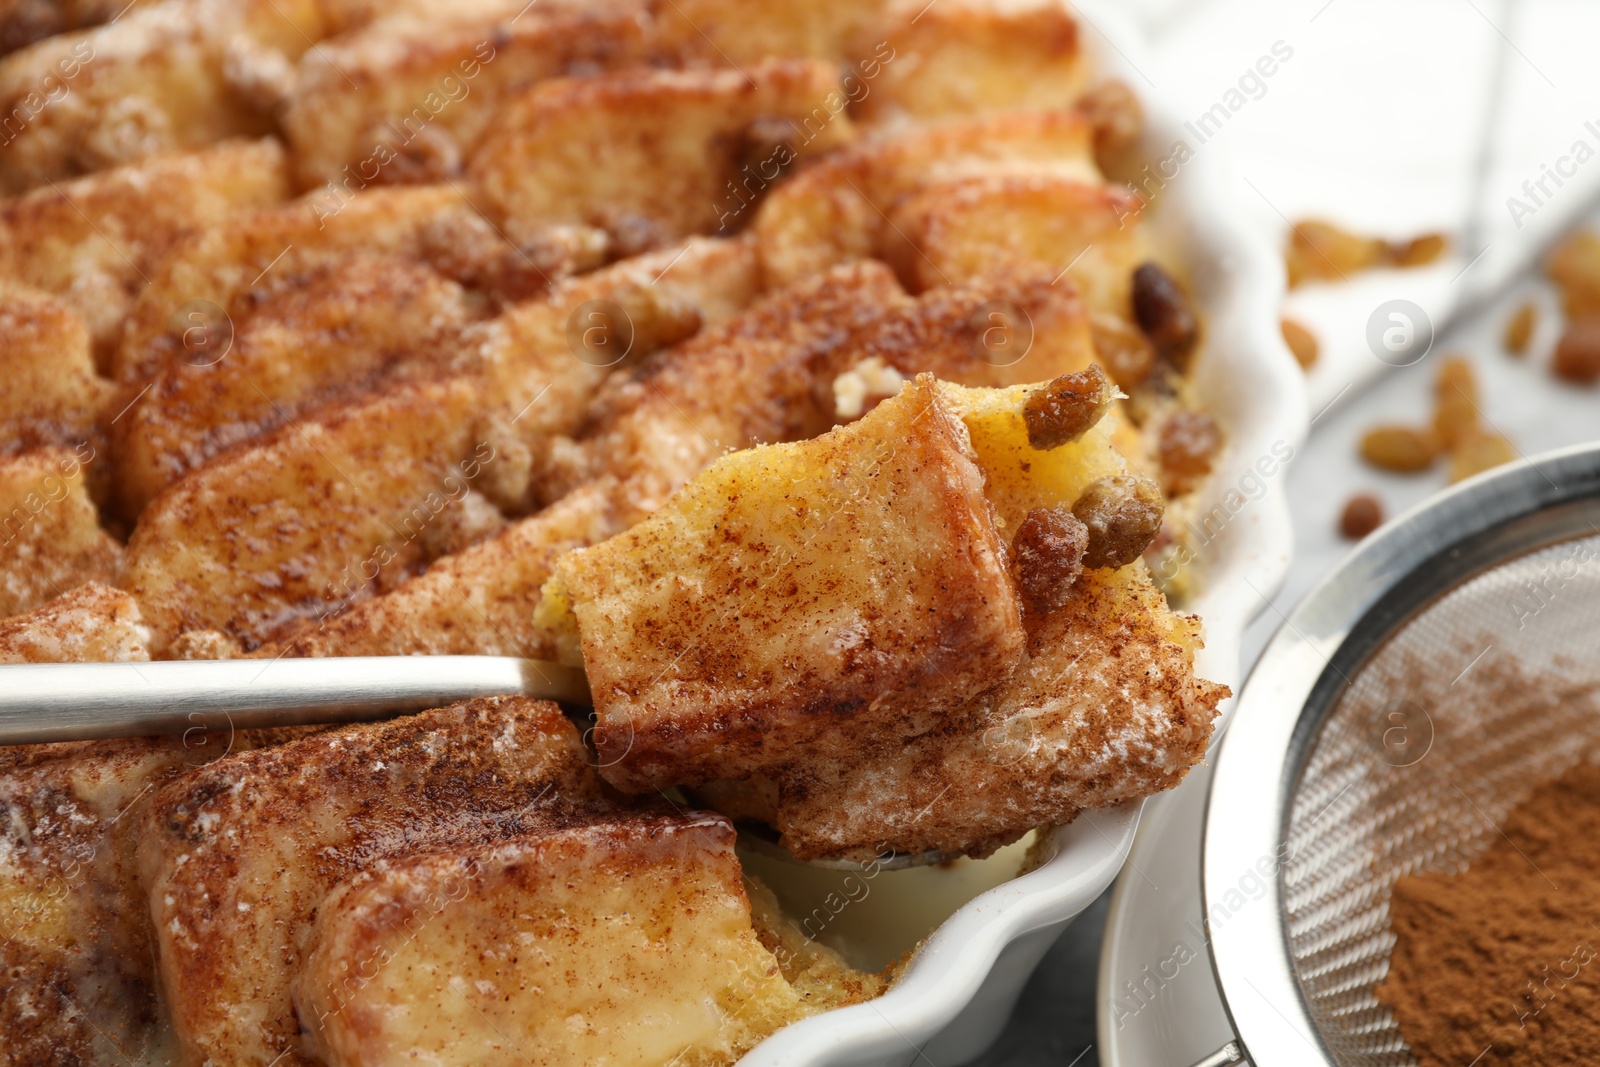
(743, 1, 1308, 1062)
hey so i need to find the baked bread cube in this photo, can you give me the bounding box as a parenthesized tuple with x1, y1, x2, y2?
(653, 0, 890, 66)
(697, 378, 1224, 859)
(700, 560, 1224, 860)
(1, 736, 209, 1066)
(0, 138, 289, 357)
(0, 285, 109, 452)
(111, 251, 479, 515)
(0, 0, 319, 193)
(0, 580, 148, 661)
(542, 374, 1026, 790)
(815, 266, 1098, 422)
(112, 183, 548, 385)
(0, 446, 119, 618)
(469, 58, 855, 251)
(140, 696, 617, 1067)
(754, 110, 1099, 289)
(889, 174, 1145, 314)
(851, 0, 1083, 124)
(122, 377, 490, 652)
(295, 811, 819, 1067)
(535, 259, 907, 520)
(283, 0, 658, 188)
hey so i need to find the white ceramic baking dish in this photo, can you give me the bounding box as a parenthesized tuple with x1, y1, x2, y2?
(739, 2, 1308, 1063)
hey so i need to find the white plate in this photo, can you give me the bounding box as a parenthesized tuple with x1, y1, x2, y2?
(742, 2, 1307, 1062)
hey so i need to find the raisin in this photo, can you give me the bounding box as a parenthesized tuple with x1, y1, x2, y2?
(1011, 508, 1087, 615)
(1131, 262, 1199, 371)
(1157, 409, 1223, 496)
(1339, 494, 1383, 539)
(1024, 365, 1112, 450)
(1281, 317, 1319, 370)
(1547, 231, 1600, 317)
(1285, 220, 1387, 288)
(1090, 313, 1156, 389)
(1389, 233, 1448, 268)
(1072, 475, 1165, 570)
(1503, 302, 1536, 356)
(1448, 431, 1517, 483)
(1431, 355, 1478, 450)
(1360, 426, 1436, 473)
(1553, 317, 1600, 384)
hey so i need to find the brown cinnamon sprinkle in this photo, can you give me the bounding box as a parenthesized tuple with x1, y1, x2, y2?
(1377, 761, 1600, 1066)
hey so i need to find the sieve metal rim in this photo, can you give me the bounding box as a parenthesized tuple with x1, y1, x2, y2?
(1199, 440, 1600, 1066)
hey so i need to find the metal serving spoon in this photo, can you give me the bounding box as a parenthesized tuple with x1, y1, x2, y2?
(0, 656, 954, 870)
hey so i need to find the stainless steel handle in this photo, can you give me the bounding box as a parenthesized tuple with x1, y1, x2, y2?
(0, 656, 590, 745)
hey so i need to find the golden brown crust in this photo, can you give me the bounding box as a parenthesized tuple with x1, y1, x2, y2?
(139, 696, 618, 1067)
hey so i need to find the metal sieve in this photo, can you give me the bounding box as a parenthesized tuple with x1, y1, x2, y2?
(1195, 440, 1600, 1066)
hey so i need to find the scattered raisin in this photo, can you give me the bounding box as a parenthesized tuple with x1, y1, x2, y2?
(1286, 220, 1387, 287)
(1547, 230, 1600, 317)
(1553, 317, 1600, 384)
(1286, 220, 1447, 287)
(1011, 508, 1087, 616)
(1389, 233, 1448, 268)
(1131, 262, 1199, 371)
(1503, 302, 1537, 356)
(1281, 317, 1319, 370)
(1072, 474, 1165, 570)
(1360, 426, 1436, 473)
(1431, 355, 1478, 450)
(1339, 494, 1383, 539)
(1447, 431, 1517, 483)
(1089, 313, 1156, 390)
(1077, 80, 1143, 171)
(1024, 365, 1112, 450)
(1157, 409, 1223, 496)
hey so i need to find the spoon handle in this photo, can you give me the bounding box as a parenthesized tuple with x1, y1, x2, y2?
(0, 656, 590, 745)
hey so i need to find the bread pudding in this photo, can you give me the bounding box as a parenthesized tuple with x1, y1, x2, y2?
(0, 1, 1228, 1062)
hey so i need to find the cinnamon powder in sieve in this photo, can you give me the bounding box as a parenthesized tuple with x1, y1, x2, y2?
(1377, 761, 1600, 1065)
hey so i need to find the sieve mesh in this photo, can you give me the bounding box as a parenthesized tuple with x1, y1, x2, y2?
(1280, 531, 1600, 1065)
